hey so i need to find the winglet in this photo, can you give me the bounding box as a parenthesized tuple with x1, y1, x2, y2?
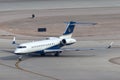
(12, 37, 16, 44)
(108, 41, 114, 49)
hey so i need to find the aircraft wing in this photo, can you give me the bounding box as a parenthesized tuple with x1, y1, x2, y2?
(44, 42, 113, 53)
(44, 49, 63, 53)
(44, 48, 95, 53)
(62, 41, 113, 51)
(62, 48, 95, 51)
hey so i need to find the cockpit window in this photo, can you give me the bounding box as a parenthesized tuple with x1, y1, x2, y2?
(17, 46, 26, 48)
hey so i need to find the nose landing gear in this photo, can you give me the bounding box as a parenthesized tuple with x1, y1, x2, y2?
(18, 55, 23, 61)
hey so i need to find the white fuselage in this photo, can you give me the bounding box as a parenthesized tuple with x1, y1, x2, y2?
(14, 37, 76, 54)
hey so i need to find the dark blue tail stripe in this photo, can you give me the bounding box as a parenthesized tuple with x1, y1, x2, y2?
(63, 21, 76, 35)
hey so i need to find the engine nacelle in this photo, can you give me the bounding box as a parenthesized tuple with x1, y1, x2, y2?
(60, 38, 76, 46)
(60, 39, 67, 46)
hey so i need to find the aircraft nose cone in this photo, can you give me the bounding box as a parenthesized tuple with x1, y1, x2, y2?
(14, 49, 20, 53)
(14, 50, 18, 53)
(74, 39, 77, 42)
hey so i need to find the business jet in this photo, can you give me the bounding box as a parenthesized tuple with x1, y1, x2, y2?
(12, 21, 99, 61)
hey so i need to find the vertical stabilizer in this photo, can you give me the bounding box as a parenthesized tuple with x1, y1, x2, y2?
(60, 21, 76, 39)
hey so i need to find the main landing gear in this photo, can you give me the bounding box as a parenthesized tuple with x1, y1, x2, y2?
(54, 52, 60, 57)
(41, 53, 46, 56)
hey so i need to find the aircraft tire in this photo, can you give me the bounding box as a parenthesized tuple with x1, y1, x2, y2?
(54, 52, 60, 57)
(41, 54, 46, 56)
(18, 58, 22, 61)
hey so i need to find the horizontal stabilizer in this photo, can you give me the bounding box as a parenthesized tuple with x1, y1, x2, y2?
(64, 22, 97, 25)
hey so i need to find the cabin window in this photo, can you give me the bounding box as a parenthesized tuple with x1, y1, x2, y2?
(17, 46, 26, 48)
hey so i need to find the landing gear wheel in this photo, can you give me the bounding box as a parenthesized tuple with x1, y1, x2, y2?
(41, 54, 45, 56)
(18, 55, 22, 61)
(18, 58, 22, 61)
(54, 52, 60, 57)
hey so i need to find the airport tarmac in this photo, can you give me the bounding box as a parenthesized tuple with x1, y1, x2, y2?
(0, 39, 120, 80)
(1, 0, 120, 80)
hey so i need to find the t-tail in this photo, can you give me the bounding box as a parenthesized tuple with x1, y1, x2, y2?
(60, 21, 76, 39)
(59, 21, 97, 39)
